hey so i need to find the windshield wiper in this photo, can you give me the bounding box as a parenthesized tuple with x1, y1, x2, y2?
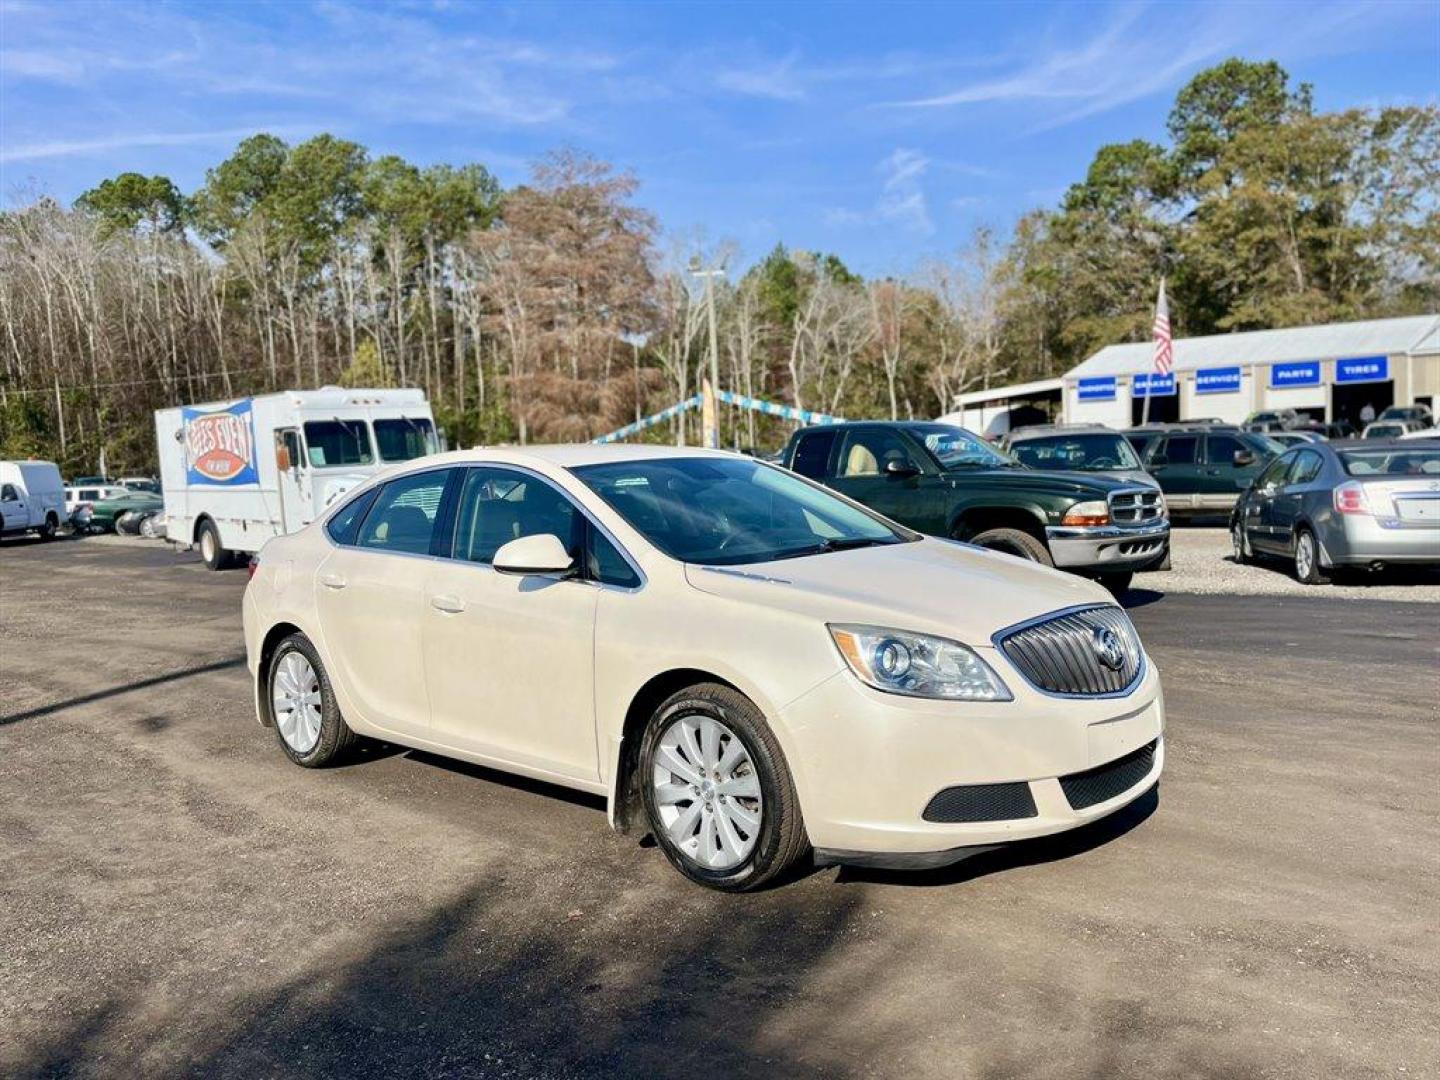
(770, 536, 893, 561)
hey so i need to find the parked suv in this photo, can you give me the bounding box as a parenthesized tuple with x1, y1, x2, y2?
(781, 422, 1168, 594)
(1130, 428, 1281, 517)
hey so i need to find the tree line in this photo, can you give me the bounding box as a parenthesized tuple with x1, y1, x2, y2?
(1, 59, 1435, 474)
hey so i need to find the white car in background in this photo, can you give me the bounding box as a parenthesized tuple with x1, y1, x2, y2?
(244, 445, 1164, 891)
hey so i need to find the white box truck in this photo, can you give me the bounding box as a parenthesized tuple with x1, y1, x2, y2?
(155, 387, 438, 569)
(0, 459, 66, 540)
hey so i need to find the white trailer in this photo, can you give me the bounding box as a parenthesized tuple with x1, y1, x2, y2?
(155, 388, 438, 569)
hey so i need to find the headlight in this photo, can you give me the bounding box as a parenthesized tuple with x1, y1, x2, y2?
(1061, 500, 1110, 527)
(828, 624, 1012, 701)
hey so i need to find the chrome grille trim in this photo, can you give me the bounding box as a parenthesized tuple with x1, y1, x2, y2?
(1108, 487, 1165, 526)
(992, 604, 1144, 698)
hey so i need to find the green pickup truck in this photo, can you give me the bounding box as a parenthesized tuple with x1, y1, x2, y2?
(780, 421, 1169, 594)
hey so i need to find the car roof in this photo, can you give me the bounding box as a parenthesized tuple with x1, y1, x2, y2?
(1007, 425, 1116, 440)
(408, 443, 749, 470)
(1330, 437, 1439, 449)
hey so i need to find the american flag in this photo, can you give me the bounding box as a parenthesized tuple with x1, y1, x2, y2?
(1151, 278, 1173, 375)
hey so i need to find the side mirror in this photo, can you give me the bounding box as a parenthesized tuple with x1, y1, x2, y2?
(493, 533, 576, 577)
(884, 460, 920, 479)
(276, 442, 293, 473)
(1149, 454, 1168, 467)
(1233, 450, 1256, 467)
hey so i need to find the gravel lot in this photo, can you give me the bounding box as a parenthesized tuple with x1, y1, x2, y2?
(1142, 525, 1440, 602)
(2, 533, 1438, 1079)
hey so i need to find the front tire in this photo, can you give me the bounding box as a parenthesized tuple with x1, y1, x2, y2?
(968, 526, 1053, 566)
(1293, 527, 1329, 585)
(267, 633, 357, 767)
(640, 683, 808, 892)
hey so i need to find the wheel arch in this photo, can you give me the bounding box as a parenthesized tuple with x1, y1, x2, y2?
(608, 667, 745, 835)
(949, 503, 1048, 542)
(255, 621, 305, 728)
(193, 513, 216, 545)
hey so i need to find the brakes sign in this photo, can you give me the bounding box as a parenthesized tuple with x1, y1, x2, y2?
(183, 401, 259, 485)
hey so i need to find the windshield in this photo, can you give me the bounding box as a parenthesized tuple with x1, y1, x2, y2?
(374, 418, 439, 462)
(572, 456, 911, 566)
(1340, 447, 1440, 476)
(903, 424, 1015, 469)
(1246, 433, 1286, 456)
(304, 420, 374, 468)
(1010, 433, 1142, 472)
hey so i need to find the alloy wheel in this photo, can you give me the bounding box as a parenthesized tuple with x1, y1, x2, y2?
(272, 651, 323, 754)
(1296, 533, 1315, 580)
(651, 713, 763, 871)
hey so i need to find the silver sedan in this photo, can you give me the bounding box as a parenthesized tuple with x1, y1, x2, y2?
(1229, 438, 1440, 583)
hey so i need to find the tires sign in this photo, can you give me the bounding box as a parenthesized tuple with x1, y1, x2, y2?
(183, 401, 259, 485)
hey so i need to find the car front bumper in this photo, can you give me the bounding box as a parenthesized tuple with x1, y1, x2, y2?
(1046, 517, 1170, 572)
(778, 655, 1165, 863)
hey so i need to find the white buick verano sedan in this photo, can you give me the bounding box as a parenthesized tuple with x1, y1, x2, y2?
(243, 445, 1164, 890)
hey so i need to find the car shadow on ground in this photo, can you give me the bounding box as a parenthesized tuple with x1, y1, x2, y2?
(831, 785, 1159, 889)
(13, 869, 868, 1078)
(401, 747, 609, 813)
(1120, 588, 1165, 609)
(0, 655, 248, 727)
(1223, 553, 1440, 587)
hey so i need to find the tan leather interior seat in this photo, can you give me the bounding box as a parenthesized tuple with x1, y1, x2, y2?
(844, 443, 879, 476)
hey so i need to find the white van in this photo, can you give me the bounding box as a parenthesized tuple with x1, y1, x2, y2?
(0, 460, 66, 540)
(155, 387, 438, 569)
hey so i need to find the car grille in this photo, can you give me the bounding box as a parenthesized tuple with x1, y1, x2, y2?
(1060, 740, 1158, 810)
(995, 606, 1143, 696)
(922, 781, 1037, 823)
(1109, 488, 1164, 525)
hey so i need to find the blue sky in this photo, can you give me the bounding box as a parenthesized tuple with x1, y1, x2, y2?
(2, 0, 1436, 276)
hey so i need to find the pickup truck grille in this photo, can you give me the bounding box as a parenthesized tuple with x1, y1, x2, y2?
(995, 605, 1143, 697)
(1109, 488, 1164, 525)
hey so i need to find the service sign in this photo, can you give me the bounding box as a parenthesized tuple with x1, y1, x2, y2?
(1132, 372, 1176, 397)
(1077, 376, 1117, 402)
(183, 400, 259, 485)
(1335, 355, 1389, 384)
(1195, 366, 1242, 395)
(1270, 361, 1320, 388)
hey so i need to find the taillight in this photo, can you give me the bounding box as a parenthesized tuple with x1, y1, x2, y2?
(1333, 481, 1370, 516)
(247, 554, 260, 580)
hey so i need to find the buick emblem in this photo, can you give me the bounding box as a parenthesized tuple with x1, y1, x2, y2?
(1092, 626, 1126, 672)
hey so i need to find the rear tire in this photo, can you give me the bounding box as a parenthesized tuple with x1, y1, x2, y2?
(197, 519, 229, 570)
(39, 513, 57, 541)
(1231, 521, 1250, 564)
(968, 526, 1053, 566)
(1293, 527, 1329, 585)
(640, 683, 808, 892)
(115, 511, 140, 535)
(267, 633, 357, 767)
(139, 513, 159, 539)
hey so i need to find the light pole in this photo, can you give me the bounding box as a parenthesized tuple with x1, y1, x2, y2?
(690, 262, 724, 448)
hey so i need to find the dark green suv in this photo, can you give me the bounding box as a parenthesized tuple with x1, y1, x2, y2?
(1126, 427, 1282, 517)
(781, 421, 1169, 593)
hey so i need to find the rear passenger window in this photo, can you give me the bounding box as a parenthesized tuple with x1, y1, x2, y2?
(326, 487, 380, 545)
(790, 431, 837, 480)
(356, 470, 451, 555)
(1160, 436, 1198, 465)
(1287, 451, 1323, 485)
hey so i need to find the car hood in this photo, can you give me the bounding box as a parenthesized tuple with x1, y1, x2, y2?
(1089, 469, 1158, 488)
(684, 536, 1112, 646)
(941, 466, 1133, 496)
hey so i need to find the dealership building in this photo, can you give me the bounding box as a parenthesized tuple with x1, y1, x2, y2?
(1062, 314, 1438, 430)
(941, 315, 1439, 435)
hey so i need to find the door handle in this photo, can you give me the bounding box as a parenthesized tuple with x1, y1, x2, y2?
(430, 594, 466, 614)
(319, 572, 347, 590)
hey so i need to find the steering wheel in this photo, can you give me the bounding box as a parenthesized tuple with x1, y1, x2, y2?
(1089, 456, 1119, 469)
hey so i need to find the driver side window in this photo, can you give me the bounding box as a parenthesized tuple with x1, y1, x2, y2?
(453, 467, 583, 566)
(837, 430, 919, 477)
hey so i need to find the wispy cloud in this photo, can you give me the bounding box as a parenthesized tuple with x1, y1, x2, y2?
(716, 53, 808, 101)
(0, 127, 310, 164)
(877, 148, 932, 235)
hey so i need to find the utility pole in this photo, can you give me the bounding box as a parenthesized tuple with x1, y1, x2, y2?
(691, 263, 724, 449)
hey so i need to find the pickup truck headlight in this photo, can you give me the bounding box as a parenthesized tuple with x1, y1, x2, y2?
(1061, 500, 1110, 527)
(828, 624, 1012, 701)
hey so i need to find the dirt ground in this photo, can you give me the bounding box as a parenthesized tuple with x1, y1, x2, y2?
(2, 533, 1437, 1079)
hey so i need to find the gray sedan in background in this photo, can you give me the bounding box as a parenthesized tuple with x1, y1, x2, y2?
(1230, 438, 1440, 583)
